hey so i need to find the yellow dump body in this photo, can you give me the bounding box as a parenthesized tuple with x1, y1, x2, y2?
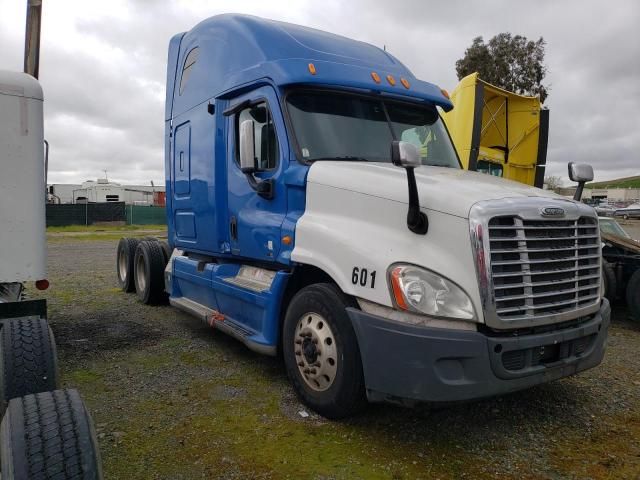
(442, 73, 549, 187)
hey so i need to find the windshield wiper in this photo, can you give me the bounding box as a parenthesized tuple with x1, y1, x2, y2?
(311, 156, 370, 162)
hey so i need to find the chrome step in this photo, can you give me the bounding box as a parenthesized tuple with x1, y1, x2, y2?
(223, 265, 276, 292)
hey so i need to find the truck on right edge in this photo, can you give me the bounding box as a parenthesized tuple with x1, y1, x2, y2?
(118, 15, 610, 419)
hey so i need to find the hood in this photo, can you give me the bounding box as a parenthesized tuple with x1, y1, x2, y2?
(306, 162, 568, 219)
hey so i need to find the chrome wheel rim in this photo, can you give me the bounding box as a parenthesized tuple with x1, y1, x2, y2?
(117, 249, 128, 282)
(294, 312, 337, 392)
(135, 253, 146, 292)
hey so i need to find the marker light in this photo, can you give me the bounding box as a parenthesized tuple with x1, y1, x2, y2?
(390, 267, 408, 310)
(308, 63, 316, 75)
(371, 72, 381, 83)
(440, 88, 450, 99)
(386, 75, 396, 86)
(282, 235, 292, 245)
(401, 78, 410, 89)
(35, 279, 49, 290)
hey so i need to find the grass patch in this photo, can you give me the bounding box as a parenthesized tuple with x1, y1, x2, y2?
(586, 175, 640, 189)
(87, 342, 488, 480)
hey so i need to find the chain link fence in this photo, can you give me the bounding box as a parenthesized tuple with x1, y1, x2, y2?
(46, 203, 166, 226)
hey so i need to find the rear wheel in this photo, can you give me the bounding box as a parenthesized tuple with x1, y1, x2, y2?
(283, 283, 366, 419)
(0, 317, 58, 415)
(626, 268, 640, 323)
(134, 240, 167, 304)
(116, 237, 139, 292)
(0, 389, 103, 479)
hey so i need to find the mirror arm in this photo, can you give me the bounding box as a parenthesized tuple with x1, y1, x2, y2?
(244, 173, 274, 200)
(573, 182, 585, 202)
(405, 167, 428, 235)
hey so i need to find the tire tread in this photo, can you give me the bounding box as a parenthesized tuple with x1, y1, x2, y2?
(1, 317, 58, 413)
(1, 389, 102, 479)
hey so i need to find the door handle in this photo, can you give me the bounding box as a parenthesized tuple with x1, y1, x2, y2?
(230, 216, 238, 241)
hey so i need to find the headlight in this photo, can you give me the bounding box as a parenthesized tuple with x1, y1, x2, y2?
(389, 264, 476, 321)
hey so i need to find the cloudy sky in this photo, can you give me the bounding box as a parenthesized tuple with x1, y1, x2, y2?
(1, 0, 638, 186)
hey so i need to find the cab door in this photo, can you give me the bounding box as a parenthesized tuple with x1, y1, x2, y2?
(226, 86, 288, 263)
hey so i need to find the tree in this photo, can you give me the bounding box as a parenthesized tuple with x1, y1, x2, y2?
(544, 175, 564, 191)
(456, 33, 549, 103)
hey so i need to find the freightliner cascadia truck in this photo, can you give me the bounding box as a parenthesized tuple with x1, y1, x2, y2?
(117, 14, 610, 419)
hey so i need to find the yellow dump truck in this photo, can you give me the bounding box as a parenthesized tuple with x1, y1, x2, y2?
(442, 73, 549, 188)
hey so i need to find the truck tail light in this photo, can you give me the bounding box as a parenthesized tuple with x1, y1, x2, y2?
(35, 279, 49, 290)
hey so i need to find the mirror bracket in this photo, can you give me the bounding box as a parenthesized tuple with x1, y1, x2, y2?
(568, 162, 594, 202)
(245, 174, 273, 200)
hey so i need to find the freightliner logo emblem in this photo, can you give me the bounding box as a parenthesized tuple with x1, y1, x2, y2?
(540, 206, 565, 217)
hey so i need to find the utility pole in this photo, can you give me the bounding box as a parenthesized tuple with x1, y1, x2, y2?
(24, 0, 43, 79)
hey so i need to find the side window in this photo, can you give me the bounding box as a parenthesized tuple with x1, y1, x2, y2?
(236, 102, 279, 170)
(179, 47, 199, 95)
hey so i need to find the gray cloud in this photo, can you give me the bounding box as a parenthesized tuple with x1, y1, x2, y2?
(0, 0, 638, 187)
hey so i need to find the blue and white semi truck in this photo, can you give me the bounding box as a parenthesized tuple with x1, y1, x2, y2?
(117, 14, 610, 419)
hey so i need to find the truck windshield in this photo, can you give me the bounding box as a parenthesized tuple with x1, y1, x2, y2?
(286, 91, 460, 168)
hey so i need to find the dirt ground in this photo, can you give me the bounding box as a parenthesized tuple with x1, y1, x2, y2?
(33, 226, 640, 479)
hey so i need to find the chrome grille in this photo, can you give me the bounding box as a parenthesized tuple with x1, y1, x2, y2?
(488, 216, 600, 321)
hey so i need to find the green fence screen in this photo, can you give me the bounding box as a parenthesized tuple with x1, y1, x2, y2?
(125, 205, 167, 225)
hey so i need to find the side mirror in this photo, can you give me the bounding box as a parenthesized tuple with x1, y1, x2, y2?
(391, 141, 421, 168)
(239, 119, 256, 173)
(238, 118, 273, 200)
(568, 162, 594, 183)
(568, 162, 593, 202)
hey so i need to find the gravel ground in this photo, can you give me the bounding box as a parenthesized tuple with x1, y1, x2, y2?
(32, 231, 640, 479)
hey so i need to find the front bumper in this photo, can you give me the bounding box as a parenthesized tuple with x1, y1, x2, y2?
(347, 298, 610, 404)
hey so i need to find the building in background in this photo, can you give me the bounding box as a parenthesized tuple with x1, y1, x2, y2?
(581, 188, 640, 205)
(47, 179, 165, 206)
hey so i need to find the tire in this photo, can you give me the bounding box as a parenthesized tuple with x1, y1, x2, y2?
(133, 240, 167, 304)
(0, 317, 58, 415)
(626, 268, 640, 323)
(282, 283, 366, 419)
(159, 240, 171, 264)
(0, 389, 103, 480)
(116, 237, 139, 292)
(602, 260, 617, 303)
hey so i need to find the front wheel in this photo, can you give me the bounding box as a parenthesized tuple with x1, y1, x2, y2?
(282, 283, 366, 419)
